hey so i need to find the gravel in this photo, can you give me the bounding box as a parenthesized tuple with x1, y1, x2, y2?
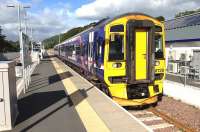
(156, 96, 200, 132)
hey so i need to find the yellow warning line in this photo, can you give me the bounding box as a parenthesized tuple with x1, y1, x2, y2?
(51, 58, 110, 132)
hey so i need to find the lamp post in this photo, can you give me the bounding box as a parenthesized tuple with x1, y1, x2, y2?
(7, 4, 31, 61)
(7, 4, 31, 93)
(31, 27, 33, 53)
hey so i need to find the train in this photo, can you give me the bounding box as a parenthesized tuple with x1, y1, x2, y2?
(54, 12, 166, 106)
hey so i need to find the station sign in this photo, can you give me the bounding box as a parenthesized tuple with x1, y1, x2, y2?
(20, 32, 31, 68)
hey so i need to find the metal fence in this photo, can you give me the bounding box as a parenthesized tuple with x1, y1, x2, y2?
(167, 60, 200, 87)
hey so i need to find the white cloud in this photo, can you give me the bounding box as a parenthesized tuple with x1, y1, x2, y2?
(75, 0, 200, 20)
(0, 0, 84, 41)
(2, 0, 199, 42)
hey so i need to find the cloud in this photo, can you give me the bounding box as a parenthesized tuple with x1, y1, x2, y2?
(2, 0, 199, 42)
(75, 0, 200, 20)
(0, 0, 83, 41)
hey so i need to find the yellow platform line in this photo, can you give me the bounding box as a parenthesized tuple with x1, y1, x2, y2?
(51, 58, 110, 132)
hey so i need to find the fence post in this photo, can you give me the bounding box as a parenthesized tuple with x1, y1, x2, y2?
(0, 61, 18, 131)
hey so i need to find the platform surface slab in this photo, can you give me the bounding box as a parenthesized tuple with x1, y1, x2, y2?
(9, 55, 150, 132)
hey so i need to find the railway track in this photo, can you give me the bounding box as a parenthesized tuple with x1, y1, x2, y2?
(128, 107, 196, 132)
(89, 77, 197, 131)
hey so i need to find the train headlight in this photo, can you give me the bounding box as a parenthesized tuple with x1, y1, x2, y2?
(155, 61, 160, 66)
(112, 63, 122, 68)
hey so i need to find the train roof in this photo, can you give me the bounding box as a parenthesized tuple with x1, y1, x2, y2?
(107, 12, 156, 23)
(55, 26, 94, 47)
(93, 12, 157, 28)
(55, 12, 158, 47)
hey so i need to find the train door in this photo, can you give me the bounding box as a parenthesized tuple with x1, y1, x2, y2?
(126, 20, 155, 83)
(88, 32, 94, 72)
(135, 29, 148, 80)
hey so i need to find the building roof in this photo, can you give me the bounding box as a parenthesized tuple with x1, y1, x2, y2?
(165, 12, 200, 30)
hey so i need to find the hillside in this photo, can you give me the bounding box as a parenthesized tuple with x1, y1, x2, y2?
(0, 26, 19, 52)
(43, 22, 96, 49)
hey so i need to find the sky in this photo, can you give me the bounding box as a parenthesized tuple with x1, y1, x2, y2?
(0, 0, 200, 42)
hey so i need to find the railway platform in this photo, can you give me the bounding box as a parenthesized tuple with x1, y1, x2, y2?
(9, 55, 151, 132)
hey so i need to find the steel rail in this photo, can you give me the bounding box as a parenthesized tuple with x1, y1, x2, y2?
(148, 107, 197, 132)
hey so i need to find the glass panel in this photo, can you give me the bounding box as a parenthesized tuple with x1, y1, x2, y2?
(109, 34, 124, 61)
(110, 25, 124, 32)
(76, 46, 81, 55)
(155, 34, 164, 59)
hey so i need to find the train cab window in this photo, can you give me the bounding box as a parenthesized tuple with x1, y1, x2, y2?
(110, 25, 124, 32)
(109, 34, 124, 61)
(155, 34, 164, 59)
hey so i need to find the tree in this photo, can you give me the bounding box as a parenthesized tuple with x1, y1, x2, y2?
(43, 22, 97, 49)
(0, 26, 20, 52)
(0, 26, 7, 52)
(155, 16, 165, 22)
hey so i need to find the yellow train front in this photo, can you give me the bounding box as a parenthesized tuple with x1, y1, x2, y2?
(103, 13, 165, 106)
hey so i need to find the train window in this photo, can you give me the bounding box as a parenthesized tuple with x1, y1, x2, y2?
(83, 44, 88, 56)
(99, 45, 102, 56)
(76, 46, 81, 55)
(96, 39, 102, 57)
(110, 25, 124, 32)
(68, 45, 73, 56)
(61, 46, 64, 52)
(109, 34, 124, 61)
(65, 45, 68, 52)
(155, 34, 164, 59)
(65, 46, 68, 55)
